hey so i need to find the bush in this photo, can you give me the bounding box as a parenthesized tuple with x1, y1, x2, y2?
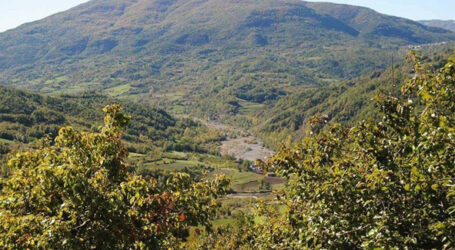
(0, 105, 229, 249)
(265, 52, 455, 248)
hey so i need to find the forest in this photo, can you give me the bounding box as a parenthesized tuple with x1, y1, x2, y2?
(1, 52, 454, 249)
(1, 0, 455, 249)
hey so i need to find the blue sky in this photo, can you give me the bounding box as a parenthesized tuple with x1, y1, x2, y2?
(305, 0, 455, 20)
(0, 0, 454, 32)
(0, 0, 89, 32)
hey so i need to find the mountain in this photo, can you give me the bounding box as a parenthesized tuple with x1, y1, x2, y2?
(305, 3, 453, 42)
(0, 0, 454, 127)
(0, 85, 221, 155)
(419, 20, 455, 32)
(255, 44, 455, 147)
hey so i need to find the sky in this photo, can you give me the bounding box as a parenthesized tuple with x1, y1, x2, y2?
(0, 0, 90, 32)
(305, 0, 455, 21)
(0, 0, 454, 32)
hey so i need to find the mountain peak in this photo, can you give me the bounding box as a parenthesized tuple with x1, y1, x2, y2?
(0, 0, 454, 115)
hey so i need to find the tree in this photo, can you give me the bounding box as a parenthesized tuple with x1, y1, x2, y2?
(264, 52, 455, 248)
(0, 104, 229, 249)
(199, 53, 455, 249)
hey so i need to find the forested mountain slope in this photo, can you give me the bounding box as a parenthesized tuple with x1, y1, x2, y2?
(255, 46, 455, 147)
(0, 86, 221, 155)
(0, 0, 454, 118)
(420, 20, 455, 32)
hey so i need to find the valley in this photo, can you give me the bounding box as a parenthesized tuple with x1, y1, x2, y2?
(196, 117, 275, 161)
(1, 0, 454, 124)
(220, 136, 273, 162)
(1, 0, 455, 248)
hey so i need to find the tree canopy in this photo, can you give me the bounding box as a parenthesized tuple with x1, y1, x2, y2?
(0, 104, 229, 249)
(263, 52, 455, 248)
(198, 53, 455, 249)
(2, 52, 455, 248)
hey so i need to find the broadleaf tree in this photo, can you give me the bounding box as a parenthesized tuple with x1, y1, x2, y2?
(198, 53, 455, 249)
(0, 104, 229, 249)
(264, 52, 455, 248)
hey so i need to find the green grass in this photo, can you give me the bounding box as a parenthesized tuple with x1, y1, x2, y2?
(142, 159, 203, 171)
(105, 84, 131, 97)
(163, 151, 189, 160)
(0, 138, 13, 144)
(129, 152, 145, 157)
(129, 151, 284, 193)
(237, 99, 266, 114)
(131, 152, 277, 192)
(212, 218, 236, 227)
(214, 168, 264, 192)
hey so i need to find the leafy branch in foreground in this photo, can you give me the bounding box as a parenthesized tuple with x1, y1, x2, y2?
(0, 104, 229, 249)
(265, 52, 455, 248)
(199, 52, 455, 249)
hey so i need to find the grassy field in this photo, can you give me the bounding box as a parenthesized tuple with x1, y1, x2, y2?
(185, 194, 288, 247)
(128, 150, 284, 193)
(0, 138, 13, 144)
(128, 152, 145, 158)
(106, 84, 131, 97)
(127, 148, 286, 248)
(215, 168, 263, 192)
(143, 159, 203, 171)
(237, 99, 266, 115)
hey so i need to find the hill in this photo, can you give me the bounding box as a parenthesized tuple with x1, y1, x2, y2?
(0, 0, 454, 121)
(254, 44, 455, 147)
(0, 85, 285, 195)
(419, 20, 455, 32)
(0, 86, 221, 156)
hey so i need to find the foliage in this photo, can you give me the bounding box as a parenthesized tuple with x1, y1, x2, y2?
(420, 20, 455, 32)
(0, 86, 223, 156)
(259, 53, 455, 248)
(192, 201, 291, 249)
(0, 0, 454, 121)
(256, 46, 455, 148)
(0, 105, 229, 249)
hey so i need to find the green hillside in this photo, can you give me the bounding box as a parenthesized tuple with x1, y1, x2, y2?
(1, 1, 455, 248)
(0, 86, 284, 196)
(254, 45, 455, 147)
(0, 86, 222, 156)
(0, 0, 454, 120)
(305, 2, 452, 42)
(420, 20, 455, 32)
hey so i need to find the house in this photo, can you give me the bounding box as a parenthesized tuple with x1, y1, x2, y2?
(249, 164, 263, 174)
(266, 172, 276, 177)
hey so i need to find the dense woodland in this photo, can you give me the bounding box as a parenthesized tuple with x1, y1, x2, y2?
(1, 53, 455, 248)
(0, 105, 230, 248)
(420, 20, 455, 32)
(1, 0, 455, 248)
(254, 46, 455, 147)
(196, 52, 455, 249)
(1, 0, 454, 119)
(0, 87, 223, 156)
